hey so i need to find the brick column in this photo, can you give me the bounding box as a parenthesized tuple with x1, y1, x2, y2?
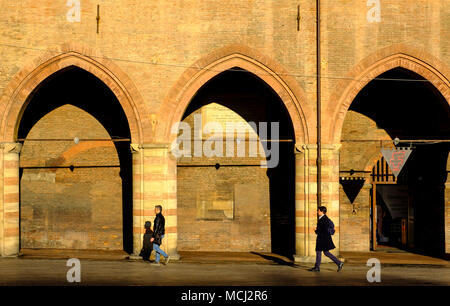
(131, 143, 179, 260)
(293, 143, 317, 262)
(131, 143, 144, 255)
(321, 144, 342, 258)
(1, 142, 22, 257)
(294, 143, 344, 263)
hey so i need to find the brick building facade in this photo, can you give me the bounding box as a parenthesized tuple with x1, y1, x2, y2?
(0, 0, 449, 261)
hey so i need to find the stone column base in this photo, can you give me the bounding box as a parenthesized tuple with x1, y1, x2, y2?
(1, 254, 20, 258)
(128, 254, 143, 260)
(169, 252, 181, 260)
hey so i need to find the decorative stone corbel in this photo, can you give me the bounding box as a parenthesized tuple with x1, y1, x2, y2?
(2, 142, 22, 154)
(130, 143, 141, 154)
(294, 143, 306, 154)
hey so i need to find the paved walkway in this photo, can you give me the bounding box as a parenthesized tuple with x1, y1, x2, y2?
(19, 248, 450, 265)
(341, 251, 450, 266)
(1, 255, 449, 286)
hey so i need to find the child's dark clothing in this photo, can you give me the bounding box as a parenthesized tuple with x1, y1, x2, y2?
(141, 228, 154, 261)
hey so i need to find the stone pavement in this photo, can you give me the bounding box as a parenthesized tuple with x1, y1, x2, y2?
(18, 248, 450, 266)
(341, 251, 450, 266)
(0, 255, 449, 286)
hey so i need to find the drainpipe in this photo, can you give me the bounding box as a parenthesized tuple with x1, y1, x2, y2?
(316, 0, 322, 207)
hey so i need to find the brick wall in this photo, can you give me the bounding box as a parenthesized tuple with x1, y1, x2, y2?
(0, 0, 449, 257)
(339, 110, 391, 252)
(177, 165, 271, 252)
(20, 105, 123, 250)
(340, 183, 371, 252)
(340, 111, 392, 172)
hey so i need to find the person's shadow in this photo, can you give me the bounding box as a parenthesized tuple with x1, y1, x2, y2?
(250, 252, 298, 267)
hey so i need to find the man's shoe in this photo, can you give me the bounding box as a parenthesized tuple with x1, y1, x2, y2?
(151, 262, 160, 267)
(308, 267, 320, 272)
(164, 255, 171, 265)
(337, 262, 344, 272)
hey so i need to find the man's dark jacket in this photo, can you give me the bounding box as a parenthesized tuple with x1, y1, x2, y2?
(315, 214, 336, 251)
(153, 212, 165, 245)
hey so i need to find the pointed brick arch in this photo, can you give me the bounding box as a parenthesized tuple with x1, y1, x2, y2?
(0, 43, 150, 256)
(157, 44, 312, 144)
(0, 43, 150, 143)
(328, 44, 450, 144)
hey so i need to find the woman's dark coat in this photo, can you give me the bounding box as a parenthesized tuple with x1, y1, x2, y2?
(315, 214, 336, 251)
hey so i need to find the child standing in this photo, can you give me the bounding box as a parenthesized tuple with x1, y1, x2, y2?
(140, 221, 154, 262)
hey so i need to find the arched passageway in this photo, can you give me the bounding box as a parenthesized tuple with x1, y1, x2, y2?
(17, 67, 133, 253)
(176, 68, 296, 257)
(340, 67, 450, 257)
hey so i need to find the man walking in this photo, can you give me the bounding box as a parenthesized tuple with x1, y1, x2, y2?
(308, 206, 344, 272)
(150, 205, 170, 266)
